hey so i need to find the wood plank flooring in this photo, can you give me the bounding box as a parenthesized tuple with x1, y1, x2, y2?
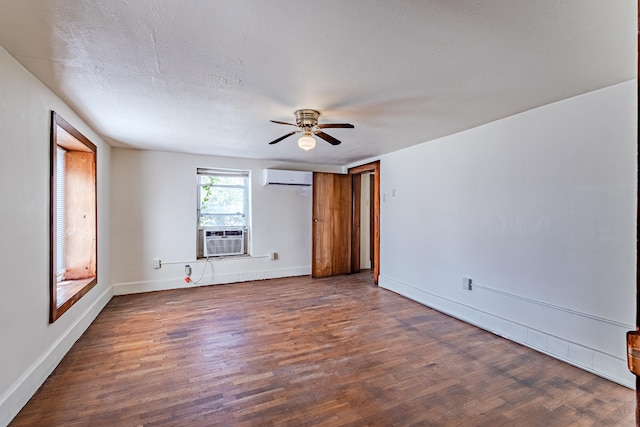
(10, 272, 635, 426)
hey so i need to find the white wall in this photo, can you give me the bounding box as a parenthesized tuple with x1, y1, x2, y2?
(377, 80, 637, 387)
(0, 46, 112, 425)
(111, 148, 342, 294)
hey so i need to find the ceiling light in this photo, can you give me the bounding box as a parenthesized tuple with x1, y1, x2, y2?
(298, 135, 316, 151)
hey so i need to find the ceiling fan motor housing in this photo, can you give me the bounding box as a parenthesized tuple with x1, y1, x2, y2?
(295, 109, 320, 129)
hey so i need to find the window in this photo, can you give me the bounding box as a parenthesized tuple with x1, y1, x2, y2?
(55, 146, 66, 281)
(50, 112, 97, 322)
(197, 168, 249, 257)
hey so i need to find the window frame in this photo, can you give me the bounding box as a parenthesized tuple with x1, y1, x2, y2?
(196, 168, 250, 258)
(50, 112, 98, 322)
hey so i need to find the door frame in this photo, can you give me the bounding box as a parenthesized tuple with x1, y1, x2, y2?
(348, 161, 380, 284)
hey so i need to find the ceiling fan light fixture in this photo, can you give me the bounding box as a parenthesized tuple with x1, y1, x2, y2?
(268, 109, 353, 148)
(298, 135, 316, 151)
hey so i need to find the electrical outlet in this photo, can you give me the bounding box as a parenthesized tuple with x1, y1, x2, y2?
(153, 259, 161, 269)
(185, 264, 191, 276)
(462, 277, 472, 291)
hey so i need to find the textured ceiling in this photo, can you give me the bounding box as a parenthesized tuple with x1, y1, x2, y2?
(0, 1, 635, 165)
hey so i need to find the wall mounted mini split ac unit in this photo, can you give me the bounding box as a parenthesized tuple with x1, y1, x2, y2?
(263, 169, 312, 186)
(203, 228, 244, 257)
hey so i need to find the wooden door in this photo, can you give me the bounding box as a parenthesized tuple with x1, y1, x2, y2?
(312, 172, 353, 278)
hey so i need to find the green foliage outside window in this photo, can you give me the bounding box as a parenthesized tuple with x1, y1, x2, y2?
(200, 176, 219, 210)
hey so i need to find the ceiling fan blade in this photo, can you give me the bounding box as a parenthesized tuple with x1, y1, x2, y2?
(268, 131, 299, 145)
(316, 123, 354, 129)
(315, 131, 342, 146)
(270, 120, 298, 127)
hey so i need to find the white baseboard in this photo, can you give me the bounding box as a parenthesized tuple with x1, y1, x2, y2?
(0, 285, 113, 427)
(113, 266, 311, 295)
(378, 274, 636, 389)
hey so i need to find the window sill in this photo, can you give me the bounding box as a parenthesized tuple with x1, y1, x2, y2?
(198, 254, 252, 261)
(51, 277, 97, 322)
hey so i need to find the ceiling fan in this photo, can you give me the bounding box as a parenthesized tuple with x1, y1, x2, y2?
(268, 109, 354, 150)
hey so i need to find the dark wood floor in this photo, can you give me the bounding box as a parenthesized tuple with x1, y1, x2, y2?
(11, 272, 635, 426)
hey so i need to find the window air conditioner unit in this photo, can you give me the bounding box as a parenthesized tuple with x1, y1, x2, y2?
(203, 228, 245, 257)
(263, 169, 312, 186)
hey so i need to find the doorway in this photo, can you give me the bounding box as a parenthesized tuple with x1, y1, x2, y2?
(349, 161, 380, 284)
(358, 172, 374, 271)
